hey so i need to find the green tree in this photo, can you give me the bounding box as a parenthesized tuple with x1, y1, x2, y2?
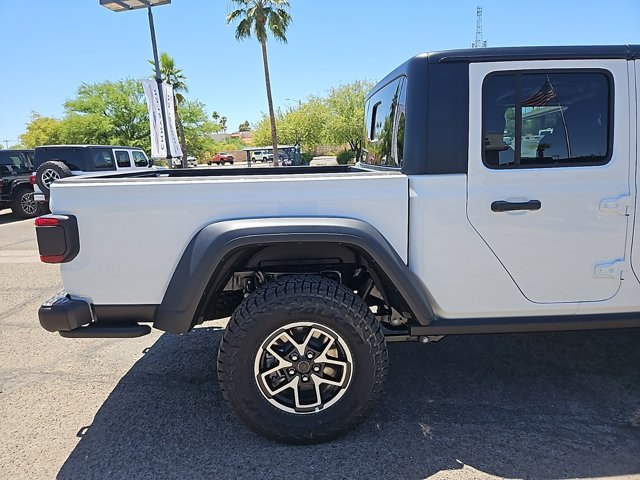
(151, 52, 189, 167)
(178, 100, 222, 161)
(239, 120, 251, 132)
(253, 98, 329, 154)
(325, 80, 373, 159)
(19, 112, 64, 148)
(64, 79, 150, 149)
(227, 0, 292, 166)
(280, 98, 329, 151)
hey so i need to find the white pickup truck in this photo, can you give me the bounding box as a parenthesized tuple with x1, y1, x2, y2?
(36, 45, 640, 444)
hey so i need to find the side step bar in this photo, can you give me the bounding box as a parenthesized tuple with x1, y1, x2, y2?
(60, 323, 151, 338)
(410, 312, 640, 336)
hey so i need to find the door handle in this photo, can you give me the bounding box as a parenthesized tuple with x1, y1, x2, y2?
(491, 200, 541, 212)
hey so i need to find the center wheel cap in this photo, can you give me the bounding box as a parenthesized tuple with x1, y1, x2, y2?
(297, 361, 311, 374)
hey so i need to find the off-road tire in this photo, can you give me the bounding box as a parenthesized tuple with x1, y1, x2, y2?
(36, 161, 72, 199)
(11, 186, 41, 218)
(217, 274, 388, 444)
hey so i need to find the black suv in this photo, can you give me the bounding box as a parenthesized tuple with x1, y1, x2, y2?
(0, 150, 42, 218)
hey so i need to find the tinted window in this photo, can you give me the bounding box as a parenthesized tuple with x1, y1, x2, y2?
(0, 152, 31, 174)
(131, 150, 148, 167)
(34, 148, 84, 170)
(483, 71, 610, 168)
(91, 149, 115, 170)
(115, 150, 131, 168)
(362, 77, 406, 167)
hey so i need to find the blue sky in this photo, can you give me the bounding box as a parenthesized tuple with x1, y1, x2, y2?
(1, 0, 639, 146)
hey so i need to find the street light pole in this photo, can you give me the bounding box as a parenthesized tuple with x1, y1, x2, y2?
(146, 6, 174, 168)
(99, 0, 174, 168)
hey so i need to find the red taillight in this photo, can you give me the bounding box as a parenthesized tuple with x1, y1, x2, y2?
(35, 217, 59, 227)
(30, 174, 36, 185)
(40, 255, 65, 264)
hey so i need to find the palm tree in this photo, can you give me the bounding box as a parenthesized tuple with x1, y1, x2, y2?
(150, 52, 189, 167)
(227, 0, 291, 167)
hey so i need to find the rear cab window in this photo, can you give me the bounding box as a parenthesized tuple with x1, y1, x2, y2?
(362, 77, 407, 168)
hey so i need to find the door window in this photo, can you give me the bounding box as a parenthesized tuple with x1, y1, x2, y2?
(114, 150, 132, 168)
(131, 150, 148, 167)
(0, 152, 30, 174)
(483, 71, 611, 169)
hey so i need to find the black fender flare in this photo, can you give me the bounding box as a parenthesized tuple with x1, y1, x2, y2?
(154, 217, 436, 333)
(10, 179, 33, 194)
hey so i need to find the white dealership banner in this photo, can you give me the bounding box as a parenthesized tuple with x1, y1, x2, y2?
(141, 79, 183, 159)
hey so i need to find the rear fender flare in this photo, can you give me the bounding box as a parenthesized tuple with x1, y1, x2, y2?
(154, 218, 436, 333)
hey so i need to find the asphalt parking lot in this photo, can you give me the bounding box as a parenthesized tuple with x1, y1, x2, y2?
(1, 210, 639, 480)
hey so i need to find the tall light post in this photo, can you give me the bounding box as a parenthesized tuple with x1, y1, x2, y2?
(99, 0, 174, 167)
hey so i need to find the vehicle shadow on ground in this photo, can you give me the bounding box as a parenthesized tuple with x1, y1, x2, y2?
(0, 213, 27, 226)
(58, 327, 640, 479)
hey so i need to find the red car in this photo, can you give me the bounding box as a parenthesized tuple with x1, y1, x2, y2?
(207, 152, 235, 165)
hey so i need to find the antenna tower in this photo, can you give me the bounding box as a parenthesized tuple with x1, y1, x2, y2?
(471, 6, 487, 48)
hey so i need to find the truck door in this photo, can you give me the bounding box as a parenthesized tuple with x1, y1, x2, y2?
(467, 60, 631, 304)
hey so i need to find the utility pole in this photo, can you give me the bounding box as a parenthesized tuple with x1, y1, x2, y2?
(471, 6, 487, 48)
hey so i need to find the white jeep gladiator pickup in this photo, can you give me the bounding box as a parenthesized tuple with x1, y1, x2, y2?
(36, 45, 640, 443)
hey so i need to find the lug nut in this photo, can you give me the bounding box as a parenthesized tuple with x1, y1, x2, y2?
(291, 354, 299, 361)
(312, 365, 321, 372)
(306, 352, 314, 359)
(288, 369, 296, 375)
(301, 375, 309, 382)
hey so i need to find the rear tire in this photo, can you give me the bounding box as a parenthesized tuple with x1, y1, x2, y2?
(217, 275, 388, 444)
(11, 186, 41, 218)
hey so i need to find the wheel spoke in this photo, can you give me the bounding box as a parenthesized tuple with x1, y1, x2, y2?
(300, 327, 327, 355)
(278, 331, 304, 356)
(265, 344, 293, 368)
(266, 376, 298, 397)
(312, 371, 349, 388)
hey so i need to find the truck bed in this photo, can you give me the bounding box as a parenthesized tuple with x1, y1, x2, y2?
(50, 166, 409, 306)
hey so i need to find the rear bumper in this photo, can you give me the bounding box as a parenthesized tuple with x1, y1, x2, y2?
(39, 293, 156, 337)
(38, 292, 93, 332)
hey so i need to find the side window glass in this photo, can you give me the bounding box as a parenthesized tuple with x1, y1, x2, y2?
(92, 150, 115, 170)
(0, 153, 30, 174)
(483, 71, 610, 169)
(362, 77, 406, 167)
(131, 151, 148, 167)
(115, 150, 131, 168)
(483, 75, 516, 167)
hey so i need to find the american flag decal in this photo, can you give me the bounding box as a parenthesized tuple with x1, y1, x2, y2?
(522, 80, 557, 107)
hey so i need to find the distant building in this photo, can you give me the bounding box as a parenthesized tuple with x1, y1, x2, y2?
(230, 131, 253, 144)
(211, 133, 232, 142)
(210, 131, 253, 144)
